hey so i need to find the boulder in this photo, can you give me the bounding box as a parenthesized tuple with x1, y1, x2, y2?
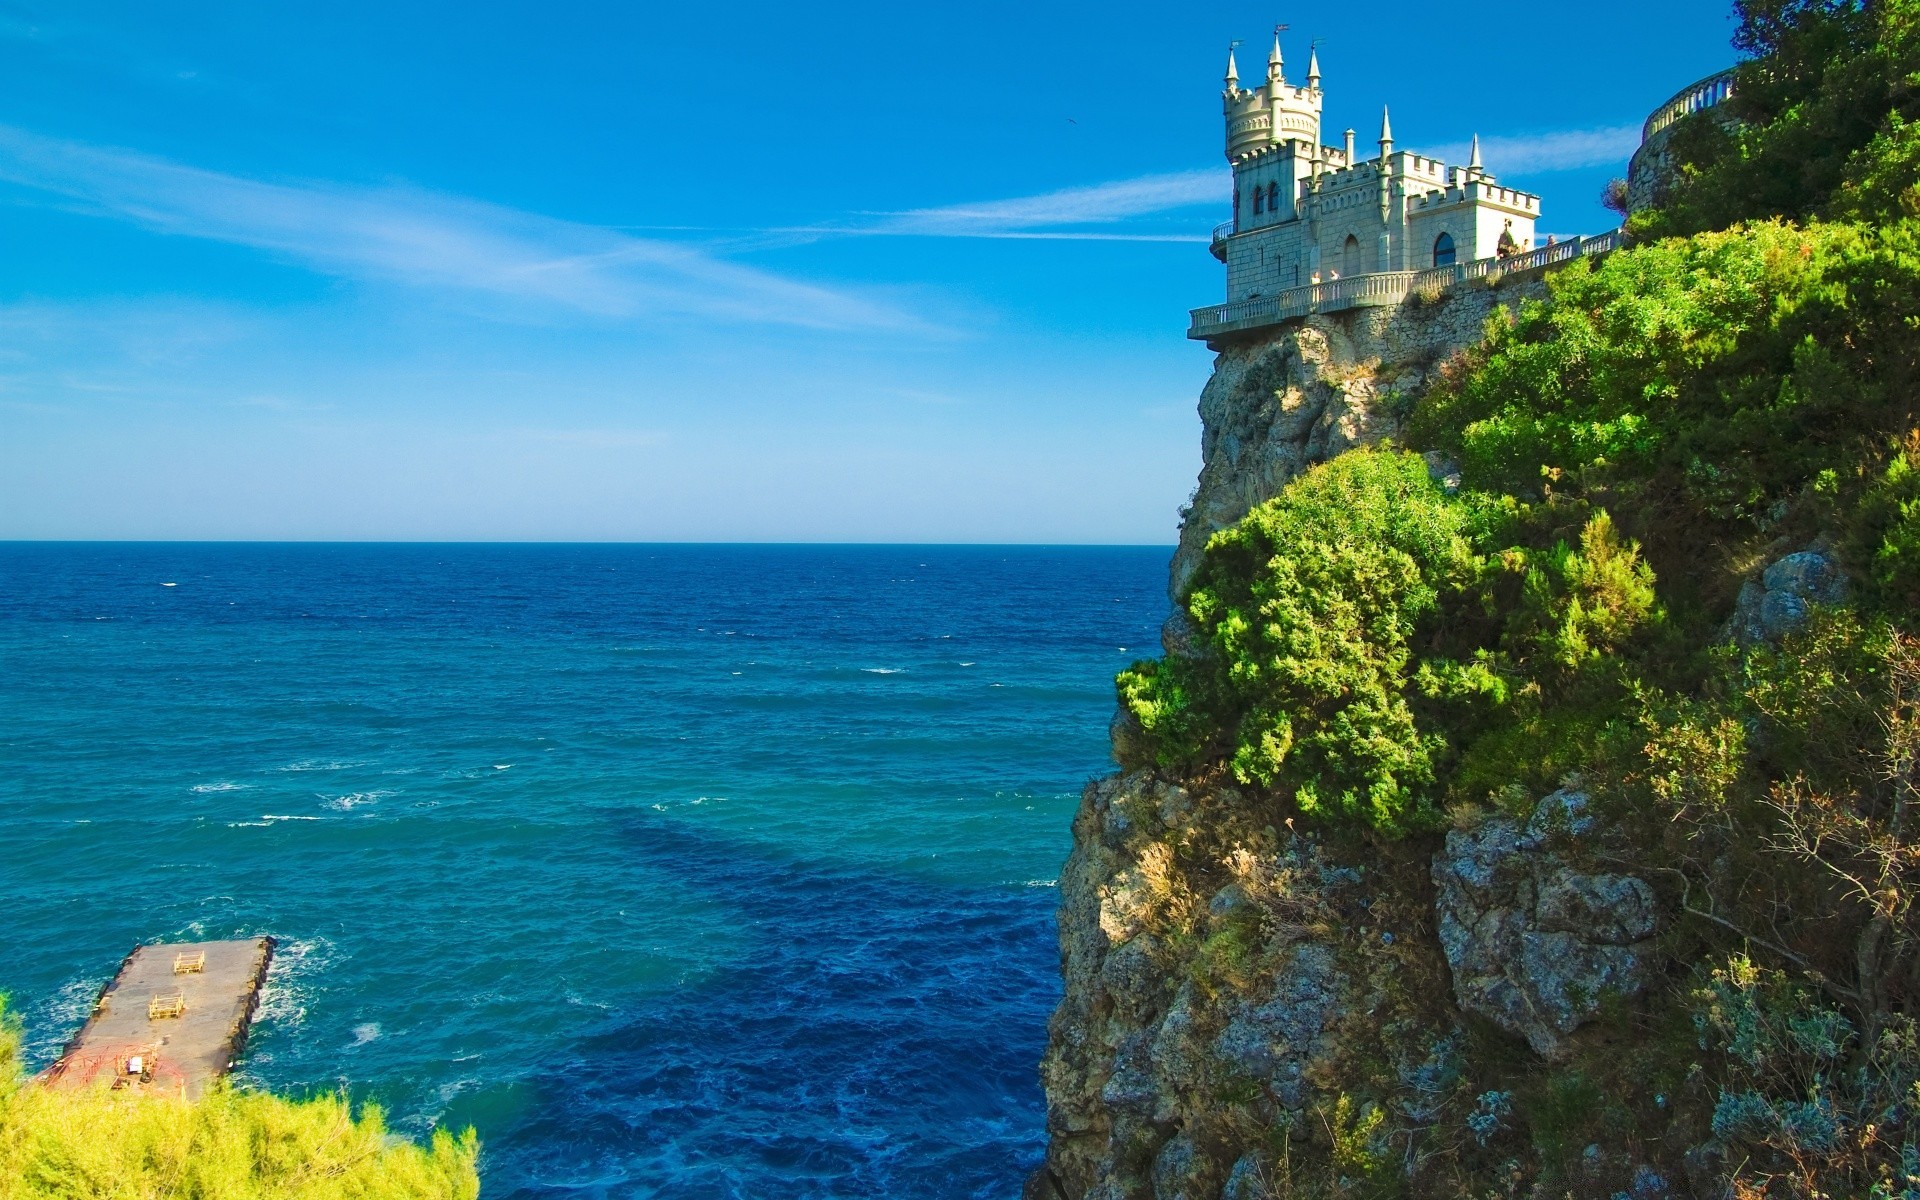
(1432, 789, 1659, 1059)
(1731, 546, 1849, 644)
(1209, 944, 1344, 1108)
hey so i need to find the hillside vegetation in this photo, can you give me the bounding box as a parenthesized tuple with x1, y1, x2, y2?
(1113, 1, 1920, 1195)
(0, 1001, 478, 1200)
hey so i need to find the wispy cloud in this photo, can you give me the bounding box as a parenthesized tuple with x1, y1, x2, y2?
(0, 126, 915, 331)
(1434, 124, 1641, 176)
(873, 169, 1221, 240)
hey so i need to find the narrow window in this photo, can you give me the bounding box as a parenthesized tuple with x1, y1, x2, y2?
(1433, 232, 1456, 267)
(1233, 189, 1241, 222)
(1253, 187, 1264, 215)
(1342, 234, 1361, 276)
(1266, 181, 1280, 214)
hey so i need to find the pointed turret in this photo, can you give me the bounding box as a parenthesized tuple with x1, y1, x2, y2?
(1306, 46, 1321, 89)
(1469, 133, 1483, 171)
(1267, 33, 1284, 83)
(1379, 106, 1394, 158)
(1224, 46, 1239, 90)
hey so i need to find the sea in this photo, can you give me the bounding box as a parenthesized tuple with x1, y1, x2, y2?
(0, 543, 1170, 1199)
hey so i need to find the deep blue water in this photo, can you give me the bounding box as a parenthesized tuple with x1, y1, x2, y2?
(0, 543, 1168, 1198)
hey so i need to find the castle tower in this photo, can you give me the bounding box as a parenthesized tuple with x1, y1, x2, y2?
(1222, 30, 1323, 243)
(1223, 33, 1321, 160)
(1207, 25, 1542, 308)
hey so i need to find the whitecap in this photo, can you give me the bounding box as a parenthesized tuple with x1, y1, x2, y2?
(322, 791, 392, 811)
(191, 781, 251, 794)
(257, 937, 335, 1030)
(350, 1022, 381, 1046)
(861, 668, 905, 675)
(259, 814, 322, 822)
(492, 764, 512, 771)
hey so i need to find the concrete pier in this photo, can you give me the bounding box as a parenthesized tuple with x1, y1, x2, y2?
(44, 938, 275, 1099)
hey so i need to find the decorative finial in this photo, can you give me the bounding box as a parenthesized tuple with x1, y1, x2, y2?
(1379, 105, 1394, 154)
(1469, 133, 1482, 170)
(1225, 41, 1241, 88)
(1267, 26, 1285, 83)
(1306, 42, 1321, 87)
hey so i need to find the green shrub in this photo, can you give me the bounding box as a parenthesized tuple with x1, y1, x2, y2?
(1118, 450, 1489, 836)
(0, 999, 479, 1199)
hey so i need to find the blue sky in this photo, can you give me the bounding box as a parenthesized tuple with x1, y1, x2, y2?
(0, 1, 1737, 542)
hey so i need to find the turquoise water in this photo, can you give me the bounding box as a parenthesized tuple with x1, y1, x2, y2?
(0, 543, 1168, 1198)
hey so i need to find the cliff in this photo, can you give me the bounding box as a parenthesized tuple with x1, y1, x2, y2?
(1032, 283, 1597, 1200)
(1031, 209, 1920, 1200)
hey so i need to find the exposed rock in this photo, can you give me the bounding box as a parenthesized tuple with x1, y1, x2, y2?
(1209, 944, 1344, 1110)
(1039, 293, 1553, 1199)
(1110, 706, 1151, 771)
(1220, 1153, 1273, 1200)
(1432, 789, 1659, 1059)
(1160, 612, 1202, 659)
(1422, 449, 1463, 493)
(1169, 286, 1545, 601)
(1150, 1133, 1197, 1200)
(1730, 545, 1850, 644)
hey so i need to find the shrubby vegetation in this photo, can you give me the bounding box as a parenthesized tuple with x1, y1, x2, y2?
(1115, 0, 1920, 1193)
(0, 1000, 478, 1199)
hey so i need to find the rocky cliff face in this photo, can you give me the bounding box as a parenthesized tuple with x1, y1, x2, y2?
(1028, 280, 1686, 1200)
(1168, 281, 1542, 603)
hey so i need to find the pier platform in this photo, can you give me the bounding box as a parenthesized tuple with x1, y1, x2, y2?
(43, 938, 275, 1099)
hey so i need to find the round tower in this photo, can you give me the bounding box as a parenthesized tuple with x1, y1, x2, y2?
(1223, 31, 1322, 161)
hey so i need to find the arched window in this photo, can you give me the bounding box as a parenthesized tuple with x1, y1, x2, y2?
(1266, 181, 1280, 213)
(1433, 232, 1456, 268)
(1342, 234, 1361, 276)
(1253, 187, 1264, 215)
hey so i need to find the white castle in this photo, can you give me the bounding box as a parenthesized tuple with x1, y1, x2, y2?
(1212, 33, 1541, 303)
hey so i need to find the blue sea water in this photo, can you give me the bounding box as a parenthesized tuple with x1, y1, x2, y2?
(0, 543, 1169, 1198)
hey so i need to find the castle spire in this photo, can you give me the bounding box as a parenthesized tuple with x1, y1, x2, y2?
(1469, 133, 1482, 171)
(1306, 45, 1321, 88)
(1379, 106, 1394, 157)
(1224, 46, 1239, 89)
(1267, 32, 1284, 83)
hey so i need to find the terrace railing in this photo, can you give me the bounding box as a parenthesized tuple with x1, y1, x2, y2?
(1642, 69, 1738, 142)
(1187, 229, 1623, 342)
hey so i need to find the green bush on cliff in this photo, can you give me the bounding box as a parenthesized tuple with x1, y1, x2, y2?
(0, 999, 479, 1199)
(1118, 450, 1493, 836)
(1412, 219, 1920, 546)
(1120, 450, 1677, 834)
(1640, 0, 1920, 236)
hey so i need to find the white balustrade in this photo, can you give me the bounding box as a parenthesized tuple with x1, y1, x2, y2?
(1188, 230, 1625, 340)
(1642, 70, 1737, 142)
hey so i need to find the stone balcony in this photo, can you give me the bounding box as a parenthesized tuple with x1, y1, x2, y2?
(1187, 229, 1622, 343)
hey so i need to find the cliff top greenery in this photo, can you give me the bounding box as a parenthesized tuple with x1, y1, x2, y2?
(1115, 1, 1920, 1192)
(0, 1000, 479, 1200)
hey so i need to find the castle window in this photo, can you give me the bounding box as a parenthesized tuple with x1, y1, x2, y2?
(1233, 189, 1241, 223)
(1342, 234, 1361, 276)
(1266, 182, 1279, 213)
(1433, 232, 1456, 267)
(1253, 188, 1264, 215)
